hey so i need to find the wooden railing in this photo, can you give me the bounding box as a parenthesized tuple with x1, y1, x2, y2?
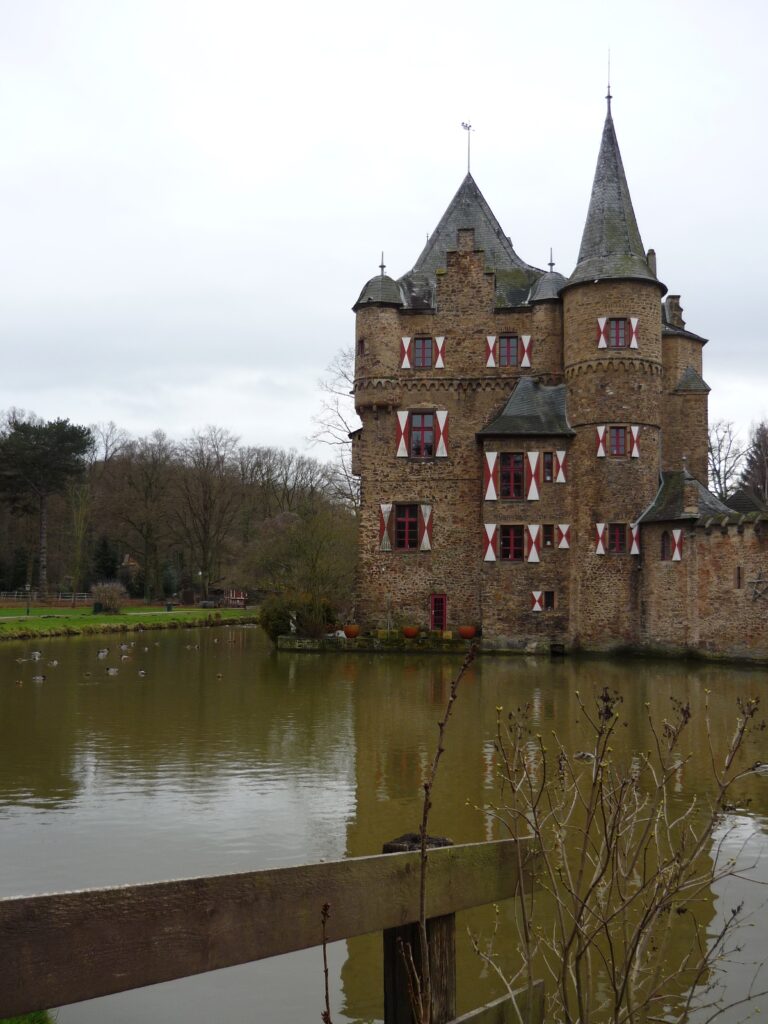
(0, 837, 543, 1024)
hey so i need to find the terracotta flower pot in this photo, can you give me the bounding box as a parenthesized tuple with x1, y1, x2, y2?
(401, 625, 419, 639)
(458, 625, 477, 640)
(343, 624, 360, 639)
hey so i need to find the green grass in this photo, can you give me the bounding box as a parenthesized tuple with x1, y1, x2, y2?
(1, 1013, 55, 1024)
(0, 606, 259, 640)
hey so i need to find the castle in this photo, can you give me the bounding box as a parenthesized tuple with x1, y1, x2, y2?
(349, 99, 767, 662)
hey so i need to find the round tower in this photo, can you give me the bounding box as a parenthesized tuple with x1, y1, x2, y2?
(561, 99, 666, 649)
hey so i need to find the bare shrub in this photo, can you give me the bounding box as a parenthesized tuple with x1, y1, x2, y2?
(92, 580, 128, 614)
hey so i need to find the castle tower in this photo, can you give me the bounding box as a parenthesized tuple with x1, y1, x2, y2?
(561, 98, 666, 647)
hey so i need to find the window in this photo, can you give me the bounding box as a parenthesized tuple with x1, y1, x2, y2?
(498, 335, 518, 367)
(430, 593, 447, 630)
(735, 566, 743, 589)
(414, 337, 433, 368)
(395, 504, 419, 550)
(500, 453, 524, 498)
(357, 338, 365, 357)
(608, 318, 627, 348)
(542, 524, 555, 548)
(543, 452, 554, 482)
(543, 590, 555, 611)
(661, 531, 672, 561)
(500, 525, 524, 561)
(409, 413, 434, 458)
(608, 523, 627, 553)
(609, 426, 627, 457)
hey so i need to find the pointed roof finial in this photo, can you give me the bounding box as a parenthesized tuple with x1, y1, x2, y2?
(606, 49, 612, 115)
(548, 248, 555, 272)
(379, 252, 386, 276)
(461, 121, 474, 173)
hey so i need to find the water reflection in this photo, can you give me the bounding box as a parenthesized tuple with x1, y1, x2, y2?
(0, 631, 766, 1022)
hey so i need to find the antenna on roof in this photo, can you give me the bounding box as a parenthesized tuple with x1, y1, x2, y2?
(461, 121, 474, 173)
(548, 248, 555, 272)
(606, 49, 612, 114)
(379, 252, 386, 277)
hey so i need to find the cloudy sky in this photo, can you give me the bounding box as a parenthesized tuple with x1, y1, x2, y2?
(1, 0, 766, 453)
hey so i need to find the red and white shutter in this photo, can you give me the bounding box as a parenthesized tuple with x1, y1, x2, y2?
(486, 336, 497, 367)
(596, 425, 607, 458)
(630, 425, 640, 458)
(630, 524, 641, 555)
(418, 505, 433, 551)
(483, 451, 499, 501)
(435, 410, 449, 457)
(531, 591, 543, 613)
(526, 524, 541, 563)
(434, 336, 445, 368)
(595, 522, 607, 555)
(629, 318, 639, 349)
(400, 337, 412, 369)
(484, 523, 498, 562)
(597, 317, 609, 349)
(520, 335, 532, 368)
(396, 411, 410, 457)
(557, 524, 571, 549)
(672, 529, 683, 561)
(526, 451, 541, 500)
(379, 503, 392, 552)
(555, 450, 567, 483)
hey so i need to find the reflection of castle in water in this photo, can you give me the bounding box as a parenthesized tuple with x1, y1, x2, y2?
(340, 655, 767, 1022)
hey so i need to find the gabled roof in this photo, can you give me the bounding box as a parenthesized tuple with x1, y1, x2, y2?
(724, 488, 768, 514)
(409, 173, 537, 276)
(639, 470, 731, 523)
(568, 102, 659, 289)
(477, 377, 574, 437)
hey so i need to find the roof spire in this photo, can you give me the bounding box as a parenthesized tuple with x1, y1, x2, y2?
(606, 49, 612, 115)
(568, 96, 661, 289)
(461, 121, 474, 173)
(548, 248, 555, 272)
(379, 252, 386, 276)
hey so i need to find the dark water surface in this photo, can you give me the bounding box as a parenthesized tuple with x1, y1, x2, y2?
(1, 626, 766, 1022)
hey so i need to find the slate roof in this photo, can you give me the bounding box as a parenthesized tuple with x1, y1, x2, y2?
(568, 103, 659, 288)
(662, 321, 708, 344)
(477, 377, 574, 437)
(674, 366, 710, 393)
(724, 488, 768, 514)
(639, 470, 732, 523)
(353, 273, 403, 310)
(529, 270, 567, 302)
(396, 173, 543, 310)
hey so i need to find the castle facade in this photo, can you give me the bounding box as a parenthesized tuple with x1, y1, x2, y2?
(350, 101, 767, 661)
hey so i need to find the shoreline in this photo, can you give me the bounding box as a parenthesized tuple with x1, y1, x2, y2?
(0, 610, 260, 642)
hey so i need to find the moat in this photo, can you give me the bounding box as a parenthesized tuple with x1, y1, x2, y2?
(1, 625, 766, 1022)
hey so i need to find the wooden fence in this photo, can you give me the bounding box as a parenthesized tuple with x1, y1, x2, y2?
(0, 837, 543, 1024)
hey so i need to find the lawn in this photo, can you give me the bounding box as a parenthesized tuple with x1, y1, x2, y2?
(0, 605, 259, 640)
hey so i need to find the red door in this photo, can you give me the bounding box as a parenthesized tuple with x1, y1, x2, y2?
(430, 593, 447, 631)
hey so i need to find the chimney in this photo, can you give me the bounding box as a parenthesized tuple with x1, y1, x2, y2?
(664, 295, 686, 329)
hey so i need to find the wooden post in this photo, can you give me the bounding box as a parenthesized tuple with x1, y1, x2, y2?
(382, 833, 455, 1024)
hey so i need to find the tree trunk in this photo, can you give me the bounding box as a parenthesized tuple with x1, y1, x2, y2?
(39, 493, 49, 600)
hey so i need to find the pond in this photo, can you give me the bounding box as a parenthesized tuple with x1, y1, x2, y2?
(1, 626, 766, 1022)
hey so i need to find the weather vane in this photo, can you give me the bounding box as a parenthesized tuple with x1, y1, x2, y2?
(461, 121, 474, 173)
(606, 49, 612, 112)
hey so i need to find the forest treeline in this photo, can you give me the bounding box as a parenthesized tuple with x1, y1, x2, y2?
(0, 412, 357, 622)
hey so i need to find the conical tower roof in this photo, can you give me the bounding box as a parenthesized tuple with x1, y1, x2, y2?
(409, 172, 537, 275)
(569, 101, 659, 288)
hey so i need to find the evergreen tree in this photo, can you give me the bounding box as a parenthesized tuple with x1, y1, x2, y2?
(0, 415, 93, 596)
(740, 421, 768, 504)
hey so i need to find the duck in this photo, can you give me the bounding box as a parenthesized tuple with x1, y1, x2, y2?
(31, 674, 46, 683)
(106, 667, 119, 676)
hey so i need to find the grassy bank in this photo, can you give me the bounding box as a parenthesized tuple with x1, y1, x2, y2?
(0, 606, 259, 641)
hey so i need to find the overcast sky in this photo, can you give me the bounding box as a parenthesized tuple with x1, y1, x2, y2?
(1, 0, 766, 454)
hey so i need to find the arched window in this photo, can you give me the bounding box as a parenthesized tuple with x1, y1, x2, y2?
(661, 531, 672, 561)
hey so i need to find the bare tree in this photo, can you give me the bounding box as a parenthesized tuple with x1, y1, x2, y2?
(740, 420, 768, 504)
(707, 419, 745, 499)
(310, 346, 361, 508)
(173, 427, 241, 597)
